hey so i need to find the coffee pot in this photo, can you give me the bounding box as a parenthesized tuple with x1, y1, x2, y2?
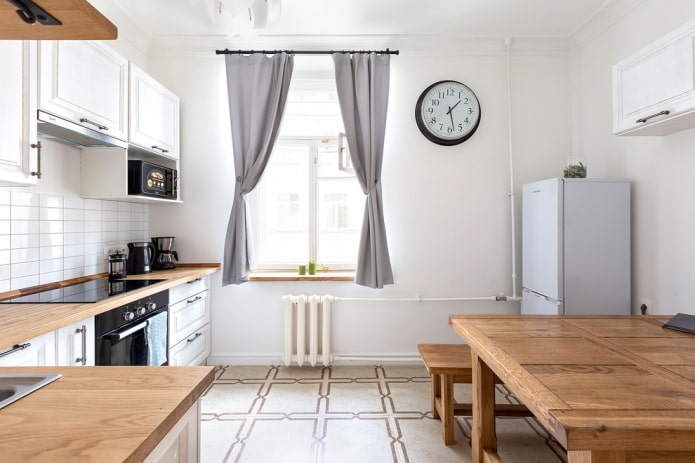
(151, 236, 178, 270)
(107, 252, 128, 280)
(127, 241, 155, 274)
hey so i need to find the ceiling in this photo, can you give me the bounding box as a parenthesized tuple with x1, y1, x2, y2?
(108, 0, 612, 40)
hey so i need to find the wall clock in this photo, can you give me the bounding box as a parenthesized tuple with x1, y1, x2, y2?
(415, 80, 481, 146)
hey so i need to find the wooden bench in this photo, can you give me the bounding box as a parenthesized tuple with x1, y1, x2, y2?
(418, 343, 531, 445)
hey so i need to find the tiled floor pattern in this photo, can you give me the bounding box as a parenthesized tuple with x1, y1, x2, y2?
(201, 365, 566, 463)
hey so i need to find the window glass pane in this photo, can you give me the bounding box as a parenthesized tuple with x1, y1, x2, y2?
(253, 143, 310, 266)
(317, 177, 363, 264)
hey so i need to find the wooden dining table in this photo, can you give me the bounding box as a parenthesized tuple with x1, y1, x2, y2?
(449, 314, 695, 463)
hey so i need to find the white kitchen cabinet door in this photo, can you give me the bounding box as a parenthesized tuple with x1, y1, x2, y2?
(613, 18, 695, 135)
(0, 40, 39, 186)
(144, 401, 200, 463)
(129, 63, 180, 159)
(39, 40, 128, 140)
(0, 331, 56, 367)
(56, 318, 95, 366)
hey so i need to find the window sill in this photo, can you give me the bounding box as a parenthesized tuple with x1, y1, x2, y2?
(249, 271, 355, 282)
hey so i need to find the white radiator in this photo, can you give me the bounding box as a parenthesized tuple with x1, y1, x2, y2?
(282, 294, 333, 367)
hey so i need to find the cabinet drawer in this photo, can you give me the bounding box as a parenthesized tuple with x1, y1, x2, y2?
(169, 324, 210, 367)
(0, 331, 56, 367)
(169, 276, 209, 305)
(169, 291, 209, 347)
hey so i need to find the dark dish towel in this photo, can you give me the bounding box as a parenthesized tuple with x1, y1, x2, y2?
(663, 313, 695, 334)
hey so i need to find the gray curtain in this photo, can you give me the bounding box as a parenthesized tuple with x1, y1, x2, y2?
(332, 53, 394, 288)
(222, 53, 294, 285)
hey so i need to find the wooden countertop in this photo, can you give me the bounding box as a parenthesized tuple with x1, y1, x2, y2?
(0, 264, 221, 351)
(0, 366, 215, 462)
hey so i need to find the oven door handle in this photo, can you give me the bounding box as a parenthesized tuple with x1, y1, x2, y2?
(105, 320, 148, 341)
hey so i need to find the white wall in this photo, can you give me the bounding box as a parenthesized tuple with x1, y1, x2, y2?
(148, 39, 572, 363)
(571, 0, 695, 315)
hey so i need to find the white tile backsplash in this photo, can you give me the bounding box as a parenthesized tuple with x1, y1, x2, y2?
(11, 220, 39, 235)
(0, 195, 150, 292)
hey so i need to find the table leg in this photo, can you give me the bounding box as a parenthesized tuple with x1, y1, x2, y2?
(441, 373, 455, 445)
(472, 351, 498, 463)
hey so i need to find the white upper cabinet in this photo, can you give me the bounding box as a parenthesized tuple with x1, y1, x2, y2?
(613, 19, 695, 135)
(0, 41, 39, 186)
(39, 40, 128, 140)
(129, 63, 180, 160)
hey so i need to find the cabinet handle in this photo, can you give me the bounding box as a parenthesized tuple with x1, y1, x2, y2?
(151, 145, 169, 154)
(186, 295, 203, 304)
(75, 325, 87, 365)
(79, 118, 109, 131)
(636, 110, 670, 124)
(30, 141, 42, 179)
(0, 342, 31, 358)
(186, 332, 202, 343)
(187, 278, 202, 284)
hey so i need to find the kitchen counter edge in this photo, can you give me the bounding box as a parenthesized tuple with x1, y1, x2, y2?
(0, 264, 221, 352)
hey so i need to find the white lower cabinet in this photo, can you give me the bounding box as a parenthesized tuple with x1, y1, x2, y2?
(168, 277, 211, 366)
(144, 400, 200, 463)
(0, 331, 56, 366)
(56, 317, 95, 366)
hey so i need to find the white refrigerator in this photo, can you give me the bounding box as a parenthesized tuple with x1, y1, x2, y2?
(521, 178, 631, 315)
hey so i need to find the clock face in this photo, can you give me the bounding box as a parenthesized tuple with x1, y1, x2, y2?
(415, 80, 481, 146)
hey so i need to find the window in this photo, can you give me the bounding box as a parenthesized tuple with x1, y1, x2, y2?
(249, 63, 363, 271)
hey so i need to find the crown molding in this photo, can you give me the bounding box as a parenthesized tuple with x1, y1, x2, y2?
(570, 0, 647, 53)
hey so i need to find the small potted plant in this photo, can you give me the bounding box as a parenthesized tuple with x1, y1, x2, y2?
(564, 156, 587, 178)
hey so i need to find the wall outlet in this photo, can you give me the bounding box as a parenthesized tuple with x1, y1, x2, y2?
(639, 298, 652, 315)
(103, 245, 128, 260)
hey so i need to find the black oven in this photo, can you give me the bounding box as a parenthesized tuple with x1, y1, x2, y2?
(95, 289, 169, 366)
(128, 160, 177, 199)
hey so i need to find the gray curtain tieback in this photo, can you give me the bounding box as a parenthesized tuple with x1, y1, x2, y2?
(368, 178, 380, 194)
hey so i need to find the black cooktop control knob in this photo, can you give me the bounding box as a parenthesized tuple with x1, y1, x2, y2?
(136, 307, 147, 316)
(146, 302, 157, 311)
(123, 311, 135, 321)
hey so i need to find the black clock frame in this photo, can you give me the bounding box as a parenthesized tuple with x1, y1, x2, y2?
(414, 80, 482, 146)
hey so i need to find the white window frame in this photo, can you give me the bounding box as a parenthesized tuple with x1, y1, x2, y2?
(249, 135, 360, 272)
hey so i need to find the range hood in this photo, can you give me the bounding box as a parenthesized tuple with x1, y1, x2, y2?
(37, 110, 127, 149)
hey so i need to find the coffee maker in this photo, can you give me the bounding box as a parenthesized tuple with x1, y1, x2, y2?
(151, 236, 179, 270)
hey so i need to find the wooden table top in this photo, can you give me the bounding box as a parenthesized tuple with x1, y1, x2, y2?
(0, 264, 220, 351)
(0, 366, 215, 462)
(449, 315, 695, 453)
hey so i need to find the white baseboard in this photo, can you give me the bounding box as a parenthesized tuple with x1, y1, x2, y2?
(206, 352, 423, 366)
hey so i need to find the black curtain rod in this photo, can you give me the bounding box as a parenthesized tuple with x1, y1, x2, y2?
(215, 48, 399, 55)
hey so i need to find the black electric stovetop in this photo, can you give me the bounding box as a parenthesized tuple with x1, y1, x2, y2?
(0, 279, 165, 304)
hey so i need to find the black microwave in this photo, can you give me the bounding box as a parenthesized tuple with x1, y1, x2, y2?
(128, 160, 177, 199)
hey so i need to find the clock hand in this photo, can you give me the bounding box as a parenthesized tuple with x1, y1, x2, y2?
(447, 106, 455, 131)
(448, 99, 462, 113)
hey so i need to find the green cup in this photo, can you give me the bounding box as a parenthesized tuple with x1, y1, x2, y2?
(298, 265, 306, 275)
(308, 260, 316, 275)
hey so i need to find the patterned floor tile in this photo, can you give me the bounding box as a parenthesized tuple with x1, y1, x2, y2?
(200, 419, 243, 462)
(261, 382, 322, 413)
(200, 365, 568, 463)
(327, 382, 384, 413)
(217, 365, 273, 381)
(202, 383, 262, 414)
(321, 418, 395, 463)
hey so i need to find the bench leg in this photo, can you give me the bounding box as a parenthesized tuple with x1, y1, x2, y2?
(431, 373, 441, 420)
(441, 373, 455, 445)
